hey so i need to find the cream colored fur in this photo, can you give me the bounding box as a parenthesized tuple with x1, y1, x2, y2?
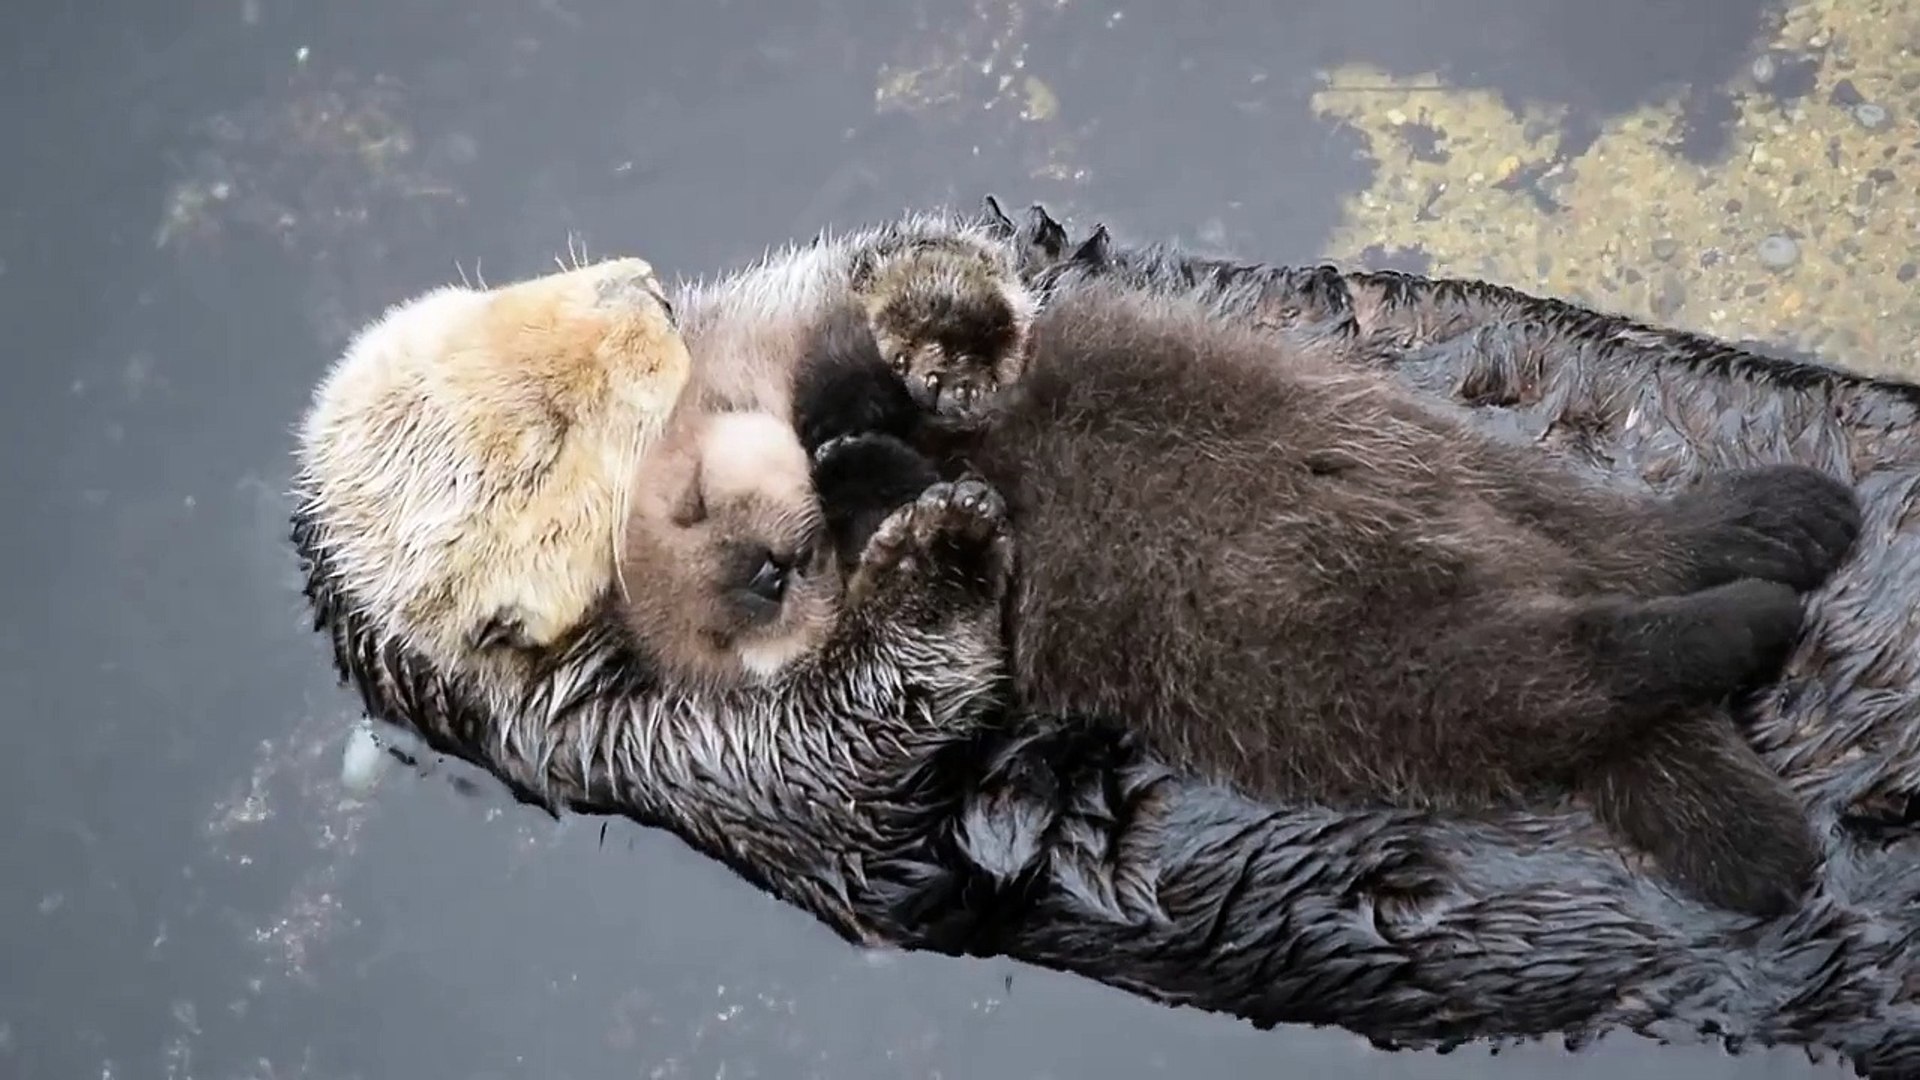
(293, 257, 689, 678)
(293, 212, 1007, 693)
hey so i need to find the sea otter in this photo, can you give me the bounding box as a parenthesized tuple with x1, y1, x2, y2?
(613, 406, 843, 691)
(291, 204, 1920, 1076)
(293, 255, 691, 682)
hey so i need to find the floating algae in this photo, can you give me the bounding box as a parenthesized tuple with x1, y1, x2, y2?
(1311, 0, 1920, 377)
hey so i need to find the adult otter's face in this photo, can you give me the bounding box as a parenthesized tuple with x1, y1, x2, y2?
(618, 410, 841, 689)
(293, 255, 691, 683)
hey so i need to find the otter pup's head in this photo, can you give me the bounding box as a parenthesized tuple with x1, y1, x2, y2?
(849, 236, 1037, 419)
(616, 408, 840, 691)
(292, 255, 690, 683)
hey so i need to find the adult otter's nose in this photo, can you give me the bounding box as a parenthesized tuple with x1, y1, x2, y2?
(586, 258, 673, 320)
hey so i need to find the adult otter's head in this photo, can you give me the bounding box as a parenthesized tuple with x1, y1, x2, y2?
(616, 408, 839, 691)
(291, 256, 690, 686)
(848, 234, 1037, 417)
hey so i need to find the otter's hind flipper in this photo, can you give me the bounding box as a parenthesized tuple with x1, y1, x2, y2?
(792, 302, 924, 454)
(1660, 464, 1864, 594)
(1576, 578, 1806, 717)
(1584, 711, 1819, 918)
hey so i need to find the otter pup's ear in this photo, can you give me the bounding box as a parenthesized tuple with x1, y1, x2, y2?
(848, 249, 878, 292)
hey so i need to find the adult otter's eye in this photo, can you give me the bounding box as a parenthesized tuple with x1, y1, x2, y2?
(891, 352, 910, 373)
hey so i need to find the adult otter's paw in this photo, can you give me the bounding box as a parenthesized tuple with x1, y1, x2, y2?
(1665, 464, 1863, 592)
(850, 479, 1012, 613)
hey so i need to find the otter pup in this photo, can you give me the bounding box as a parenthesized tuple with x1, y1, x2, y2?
(792, 282, 1862, 919)
(610, 226, 1030, 688)
(614, 406, 845, 691)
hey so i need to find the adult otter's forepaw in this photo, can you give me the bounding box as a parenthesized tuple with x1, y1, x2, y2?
(1667, 464, 1863, 592)
(851, 479, 1012, 612)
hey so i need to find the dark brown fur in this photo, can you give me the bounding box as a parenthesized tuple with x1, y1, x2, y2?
(851, 238, 1033, 419)
(796, 282, 1864, 918)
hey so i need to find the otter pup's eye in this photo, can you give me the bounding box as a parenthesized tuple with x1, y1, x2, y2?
(891, 353, 910, 373)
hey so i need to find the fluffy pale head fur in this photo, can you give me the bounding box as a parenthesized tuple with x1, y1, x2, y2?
(293, 255, 691, 680)
(616, 408, 840, 691)
(289, 206, 1025, 812)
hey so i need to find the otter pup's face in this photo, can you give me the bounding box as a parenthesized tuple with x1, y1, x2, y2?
(294, 255, 691, 681)
(854, 241, 1036, 420)
(618, 409, 841, 690)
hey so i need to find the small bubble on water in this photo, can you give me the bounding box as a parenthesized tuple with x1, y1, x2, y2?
(1757, 234, 1800, 270)
(1852, 102, 1891, 130)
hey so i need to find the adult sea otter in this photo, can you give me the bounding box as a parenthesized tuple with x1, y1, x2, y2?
(290, 201, 1920, 1078)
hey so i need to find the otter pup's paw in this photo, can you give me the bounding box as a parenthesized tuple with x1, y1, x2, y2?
(905, 362, 1003, 422)
(811, 433, 943, 571)
(1586, 719, 1819, 919)
(850, 479, 1012, 612)
(860, 249, 1029, 425)
(1665, 464, 1863, 593)
(1580, 579, 1806, 713)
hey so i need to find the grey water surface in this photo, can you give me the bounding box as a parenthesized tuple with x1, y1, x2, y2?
(0, 0, 1877, 1076)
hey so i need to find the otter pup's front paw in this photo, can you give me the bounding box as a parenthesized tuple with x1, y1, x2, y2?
(850, 479, 1012, 612)
(902, 362, 1003, 422)
(1665, 464, 1863, 592)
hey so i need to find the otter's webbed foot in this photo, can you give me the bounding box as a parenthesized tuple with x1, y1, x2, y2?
(1578, 578, 1807, 715)
(849, 479, 1012, 619)
(1585, 713, 1819, 919)
(1662, 464, 1863, 593)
